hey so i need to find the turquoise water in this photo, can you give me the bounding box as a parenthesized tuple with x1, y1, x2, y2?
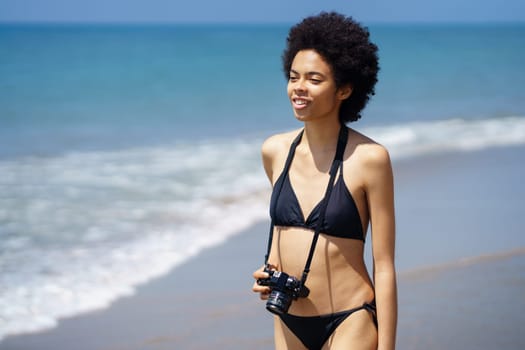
(371, 24, 525, 122)
(1, 23, 525, 340)
(0, 24, 289, 156)
(1, 23, 524, 156)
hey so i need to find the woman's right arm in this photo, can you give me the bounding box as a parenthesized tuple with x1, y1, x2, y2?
(261, 135, 278, 183)
(252, 135, 282, 298)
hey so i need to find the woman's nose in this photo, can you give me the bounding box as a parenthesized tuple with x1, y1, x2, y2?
(293, 78, 307, 93)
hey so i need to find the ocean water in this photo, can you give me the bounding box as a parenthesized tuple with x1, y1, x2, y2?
(1, 23, 525, 340)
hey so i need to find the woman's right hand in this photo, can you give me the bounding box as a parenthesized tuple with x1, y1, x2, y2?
(252, 265, 272, 300)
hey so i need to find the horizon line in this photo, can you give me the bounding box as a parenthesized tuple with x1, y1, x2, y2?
(1, 19, 524, 26)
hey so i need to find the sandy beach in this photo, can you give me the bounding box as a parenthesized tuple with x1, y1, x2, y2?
(1, 144, 524, 350)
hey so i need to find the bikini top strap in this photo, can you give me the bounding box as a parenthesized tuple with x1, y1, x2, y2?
(281, 130, 304, 179)
(264, 125, 348, 272)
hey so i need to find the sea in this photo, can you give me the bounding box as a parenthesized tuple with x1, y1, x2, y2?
(1, 22, 524, 341)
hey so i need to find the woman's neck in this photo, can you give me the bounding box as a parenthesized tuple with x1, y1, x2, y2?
(301, 119, 342, 153)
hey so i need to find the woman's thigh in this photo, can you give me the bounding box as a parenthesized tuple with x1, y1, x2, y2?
(323, 309, 378, 350)
(273, 317, 307, 350)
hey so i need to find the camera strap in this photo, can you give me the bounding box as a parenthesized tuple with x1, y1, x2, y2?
(264, 129, 303, 266)
(264, 125, 349, 287)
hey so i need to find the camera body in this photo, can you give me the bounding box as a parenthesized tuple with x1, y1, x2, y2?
(257, 266, 310, 315)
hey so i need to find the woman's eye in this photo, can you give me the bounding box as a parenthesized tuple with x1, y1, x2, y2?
(289, 76, 298, 82)
(310, 79, 322, 84)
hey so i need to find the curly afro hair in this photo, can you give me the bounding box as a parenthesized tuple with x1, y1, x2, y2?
(282, 12, 379, 123)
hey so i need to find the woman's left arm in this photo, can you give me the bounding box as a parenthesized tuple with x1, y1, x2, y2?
(365, 145, 397, 350)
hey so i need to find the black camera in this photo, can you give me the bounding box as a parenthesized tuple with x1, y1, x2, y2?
(257, 266, 310, 315)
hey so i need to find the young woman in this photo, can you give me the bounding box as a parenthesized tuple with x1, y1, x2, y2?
(252, 12, 397, 350)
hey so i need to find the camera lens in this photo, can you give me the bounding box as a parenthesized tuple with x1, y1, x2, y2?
(266, 290, 292, 315)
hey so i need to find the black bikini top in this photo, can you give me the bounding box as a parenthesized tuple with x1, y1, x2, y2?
(269, 127, 365, 241)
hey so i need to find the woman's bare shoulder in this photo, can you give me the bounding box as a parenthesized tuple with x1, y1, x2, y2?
(261, 129, 302, 159)
(348, 128, 392, 169)
(261, 129, 302, 183)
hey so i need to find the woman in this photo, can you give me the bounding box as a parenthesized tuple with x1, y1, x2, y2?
(252, 12, 397, 350)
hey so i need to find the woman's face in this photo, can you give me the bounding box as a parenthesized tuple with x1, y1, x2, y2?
(287, 49, 350, 123)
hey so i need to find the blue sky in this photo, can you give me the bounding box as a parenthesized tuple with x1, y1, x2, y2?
(1, 0, 524, 23)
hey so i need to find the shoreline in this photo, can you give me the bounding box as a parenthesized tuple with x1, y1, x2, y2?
(2, 144, 525, 349)
(0, 221, 275, 350)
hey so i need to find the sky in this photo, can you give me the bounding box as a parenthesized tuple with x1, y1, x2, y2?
(0, 0, 524, 24)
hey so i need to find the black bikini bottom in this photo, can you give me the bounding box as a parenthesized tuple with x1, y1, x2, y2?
(278, 301, 377, 350)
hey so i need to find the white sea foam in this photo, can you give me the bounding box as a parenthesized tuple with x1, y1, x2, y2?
(1, 115, 524, 341)
(364, 116, 525, 159)
(0, 137, 269, 341)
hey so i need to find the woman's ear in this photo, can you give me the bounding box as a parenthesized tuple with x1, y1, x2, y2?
(338, 85, 353, 100)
